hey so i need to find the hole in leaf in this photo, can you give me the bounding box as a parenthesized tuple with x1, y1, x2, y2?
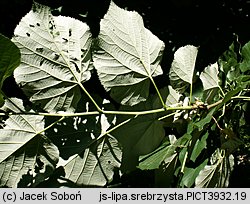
(108, 160, 111, 164)
(35, 157, 44, 172)
(62, 37, 68, 43)
(71, 61, 80, 73)
(40, 59, 45, 66)
(71, 57, 78, 61)
(49, 21, 54, 30)
(29, 24, 35, 27)
(19, 82, 25, 88)
(26, 33, 30, 37)
(36, 47, 43, 53)
(69, 28, 72, 37)
(36, 23, 40, 26)
(54, 31, 60, 37)
(53, 54, 60, 61)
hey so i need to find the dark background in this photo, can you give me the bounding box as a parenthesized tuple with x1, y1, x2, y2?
(2, 0, 250, 70)
(0, 0, 250, 187)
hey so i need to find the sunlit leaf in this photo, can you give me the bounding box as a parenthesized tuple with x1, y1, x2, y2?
(0, 114, 44, 163)
(195, 163, 219, 188)
(181, 159, 208, 187)
(169, 45, 198, 92)
(165, 85, 182, 106)
(64, 135, 122, 186)
(195, 149, 234, 188)
(200, 63, 219, 90)
(200, 63, 219, 103)
(0, 112, 59, 187)
(12, 2, 92, 113)
(0, 97, 25, 113)
(93, 1, 164, 106)
(138, 139, 176, 170)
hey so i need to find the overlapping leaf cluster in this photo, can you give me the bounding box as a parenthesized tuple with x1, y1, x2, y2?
(0, 1, 249, 187)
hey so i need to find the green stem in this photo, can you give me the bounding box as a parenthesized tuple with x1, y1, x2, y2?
(140, 59, 166, 109)
(37, 116, 65, 135)
(104, 117, 134, 136)
(189, 83, 193, 105)
(206, 99, 223, 110)
(0, 106, 195, 117)
(103, 108, 165, 116)
(88, 116, 135, 146)
(219, 85, 225, 97)
(181, 150, 188, 173)
(78, 82, 103, 113)
(158, 112, 176, 121)
(3, 93, 249, 118)
(150, 76, 166, 109)
(232, 96, 250, 101)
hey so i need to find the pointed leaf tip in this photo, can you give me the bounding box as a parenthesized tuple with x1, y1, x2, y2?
(93, 1, 164, 106)
(12, 3, 92, 113)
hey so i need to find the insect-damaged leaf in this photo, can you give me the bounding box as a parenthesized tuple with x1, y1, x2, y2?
(0, 136, 59, 187)
(12, 2, 92, 113)
(0, 109, 59, 187)
(93, 1, 165, 106)
(64, 136, 122, 187)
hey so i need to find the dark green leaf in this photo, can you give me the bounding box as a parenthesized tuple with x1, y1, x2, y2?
(138, 140, 176, 170)
(0, 33, 21, 106)
(155, 155, 178, 187)
(181, 159, 208, 187)
(113, 115, 165, 172)
(190, 132, 208, 162)
(219, 42, 238, 77)
(194, 109, 215, 131)
(240, 41, 250, 72)
(0, 33, 20, 88)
